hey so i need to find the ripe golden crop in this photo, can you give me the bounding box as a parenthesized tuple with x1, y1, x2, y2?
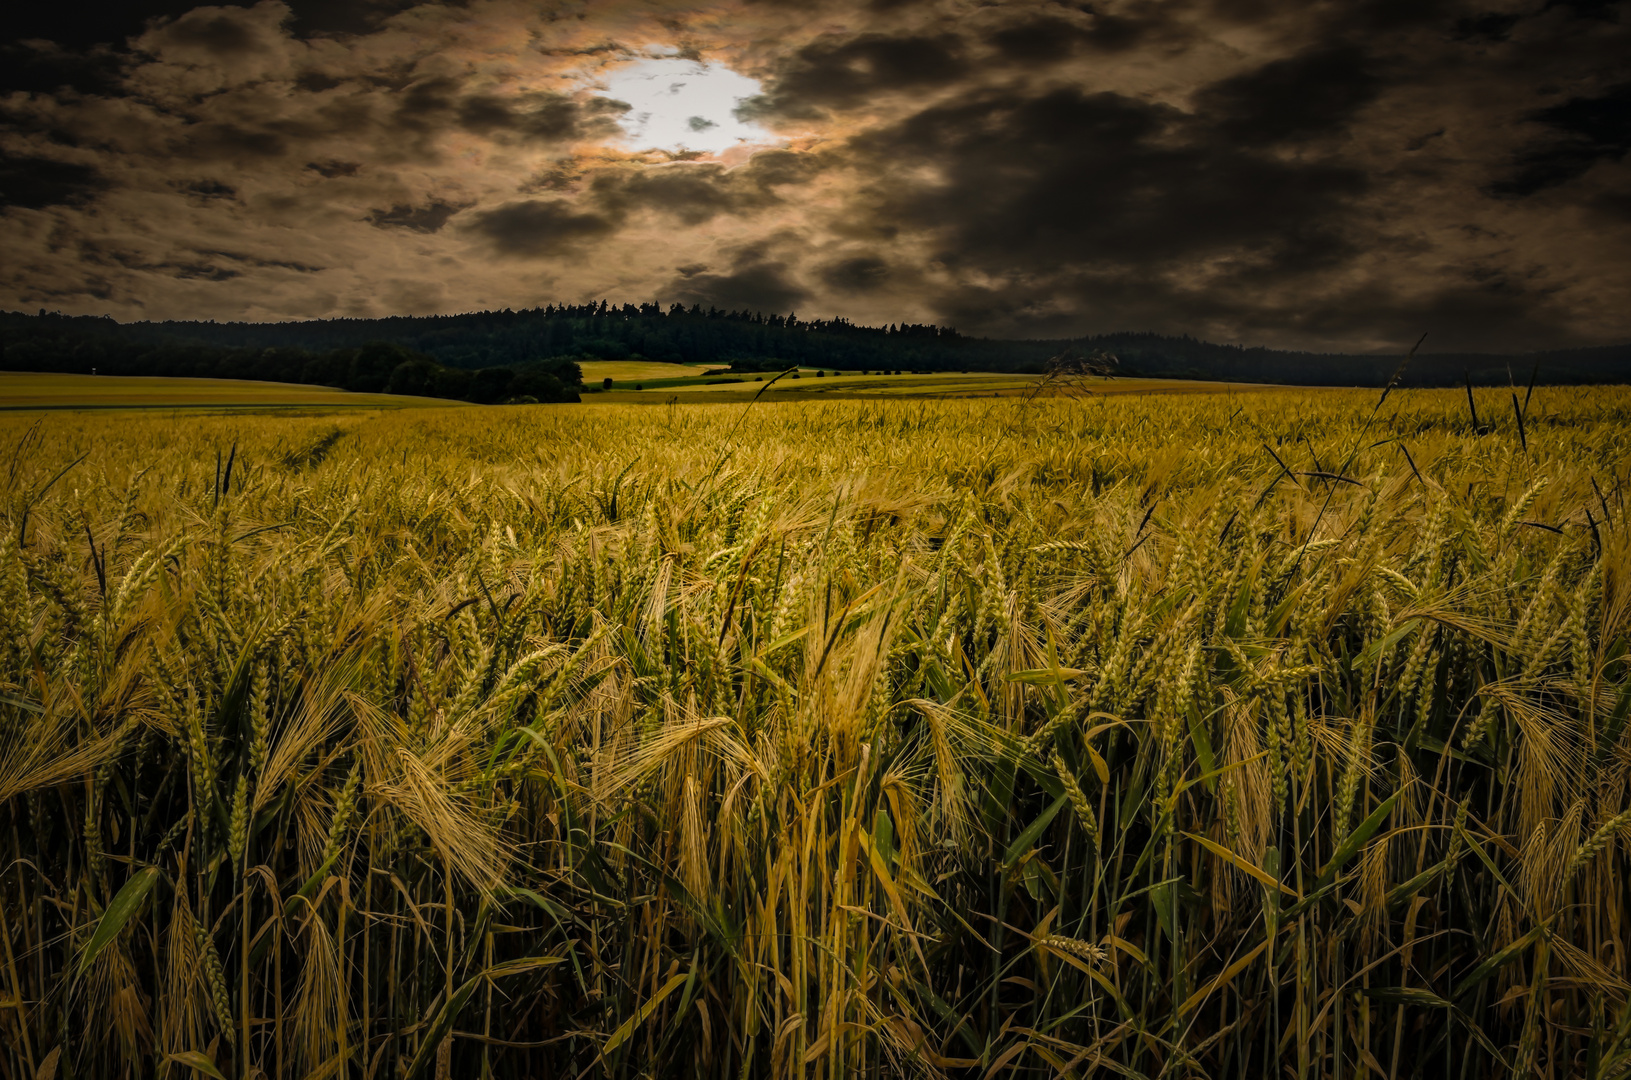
(2, 387, 1628, 1078)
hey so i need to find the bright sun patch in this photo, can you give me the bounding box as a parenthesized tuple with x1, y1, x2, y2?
(597, 58, 771, 154)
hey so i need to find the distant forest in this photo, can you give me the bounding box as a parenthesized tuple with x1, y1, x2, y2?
(5, 303, 1630, 402)
(0, 312, 583, 405)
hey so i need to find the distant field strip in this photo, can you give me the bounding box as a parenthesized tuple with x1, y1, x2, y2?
(0, 372, 458, 409)
(2, 369, 1288, 410)
(578, 360, 721, 381)
(605, 371, 1275, 399)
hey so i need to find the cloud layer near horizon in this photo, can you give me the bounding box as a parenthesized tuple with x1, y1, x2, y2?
(1, 0, 1628, 352)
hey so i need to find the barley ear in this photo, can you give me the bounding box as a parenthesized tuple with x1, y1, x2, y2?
(1051, 748, 1099, 853)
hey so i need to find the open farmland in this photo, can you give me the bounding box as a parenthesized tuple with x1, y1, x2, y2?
(3, 387, 1631, 1079)
(577, 360, 721, 383)
(0, 372, 459, 411)
(596, 369, 1264, 401)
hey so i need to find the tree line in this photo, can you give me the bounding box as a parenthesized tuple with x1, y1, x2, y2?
(0, 312, 581, 404)
(5, 306, 1629, 390)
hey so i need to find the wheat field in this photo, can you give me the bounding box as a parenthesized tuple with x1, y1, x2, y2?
(2, 387, 1630, 1080)
(0, 373, 456, 411)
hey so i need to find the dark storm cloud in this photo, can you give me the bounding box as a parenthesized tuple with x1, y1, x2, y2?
(508, 148, 828, 237)
(172, 262, 242, 281)
(740, 31, 969, 119)
(392, 77, 460, 136)
(1451, 12, 1522, 41)
(591, 166, 775, 224)
(850, 86, 1366, 269)
(464, 199, 619, 257)
(176, 178, 238, 201)
(585, 150, 826, 225)
(181, 123, 290, 160)
(294, 70, 347, 92)
(160, 92, 384, 164)
(1194, 46, 1381, 144)
(7, 4, 187, 52)
(0, 104, 88, 151)
(735, 148, 829, 188)
(367, 200, 467, 233)
(1327, 0, 1460, 33)
(1492, 83, 1631, 196)
(306, 159, 361, 178)
(818, 254, 892, 293)
(851, 44, 1620, 351)
(162, 8, 271, 54)
(1276, 271, 1582, 349)
(0, 152, 107, 209)
(380, 79, 628, 157)
(1543, 0, 1624, 20)
(1, 41, 126, 96)
(78, 238, 322, 276)
(73, 66, 618, 179)
(989, 16, 1093, 63)
(457, 92, 628, 143)
(197, 248, 323, 272)
(278, 0, 424, 37)
(666, 245, 810, 312)
(927, 246, 1581, 350)
(3, 0, 420, 56)
(988, 9, 1170, 62)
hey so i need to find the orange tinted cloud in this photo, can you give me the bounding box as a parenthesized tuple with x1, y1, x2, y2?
(1, 0, 1627, 350)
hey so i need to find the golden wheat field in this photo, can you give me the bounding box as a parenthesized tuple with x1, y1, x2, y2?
(3, 386, 1631, 1080)
(0, 373, 456, 411)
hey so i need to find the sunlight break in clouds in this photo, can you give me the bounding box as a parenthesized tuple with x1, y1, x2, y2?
(598, 58, 771, 154)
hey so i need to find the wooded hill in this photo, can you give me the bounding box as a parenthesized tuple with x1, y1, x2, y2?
(4, 305, 1629, 397)
(0, 312, 582, 404)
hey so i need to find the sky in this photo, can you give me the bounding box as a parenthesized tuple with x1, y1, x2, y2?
(0, 0, 1627, 352)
